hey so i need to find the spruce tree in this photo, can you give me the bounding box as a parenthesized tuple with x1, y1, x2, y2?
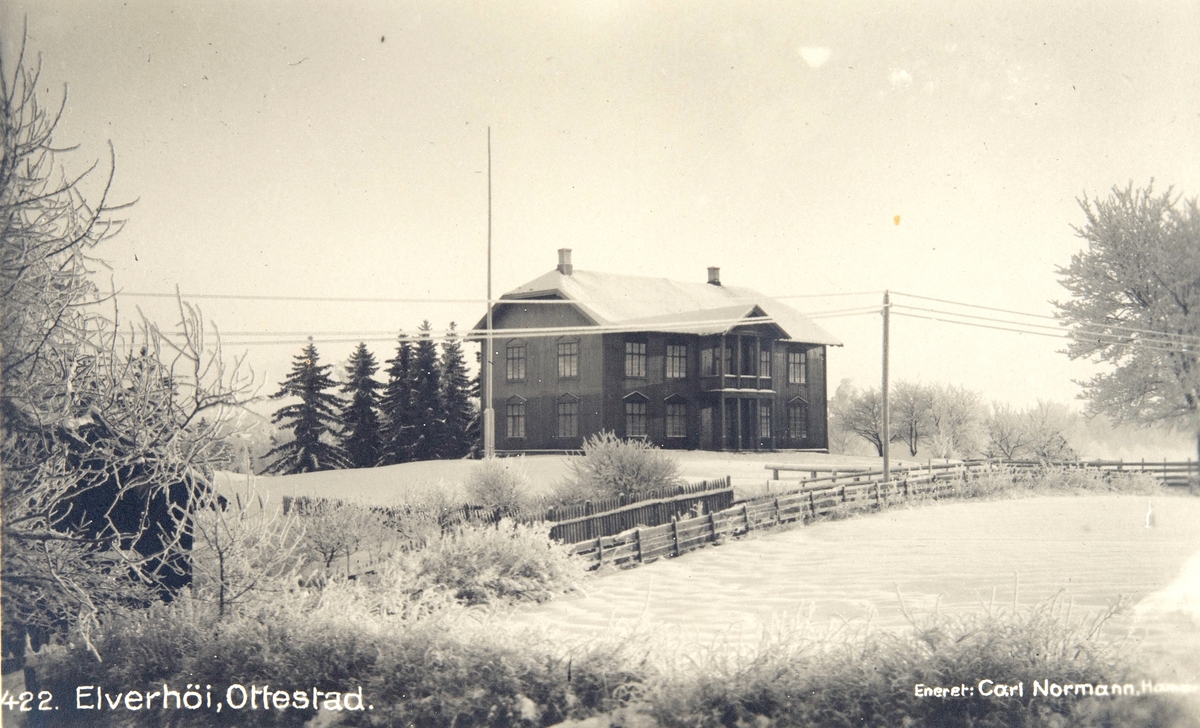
(338, 342, 383, 468)
(409, 321, 445, 461)
(465, 348, 483, 455)
(378, 332, 416, 465)
(439, 322, 475, 458)
(265, 338, 350, 474)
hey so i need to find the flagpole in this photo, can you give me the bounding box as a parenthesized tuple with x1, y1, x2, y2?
(483, 127, 495, 458)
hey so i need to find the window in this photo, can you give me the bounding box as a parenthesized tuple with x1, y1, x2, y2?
(506, 341, 526, 382)
(558, 340, 578, 378)
(759, 346, 772, 378)
(666, 401, 687, 438)
(506, 399, 526, 438)
(625, 398, 647, 437)
(788, 400, 808, 440)
(666, 344, 687, 379)
(557, 397, 578, 438)
(740, 338, 756, 375)
(625, 341, 647, 378)
(724, 343, 735, 375)
(759, 401, 772, 439)
(788, 350, 807, 384)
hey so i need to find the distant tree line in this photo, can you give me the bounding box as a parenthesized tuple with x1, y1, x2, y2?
(265, 322, 478, 475)
(829, 380, 1079, 462)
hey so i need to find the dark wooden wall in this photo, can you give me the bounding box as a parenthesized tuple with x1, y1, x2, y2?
(483, 301, 829, 452)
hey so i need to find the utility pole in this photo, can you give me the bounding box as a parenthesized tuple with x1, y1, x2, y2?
(483, 127, 495, 458)
(881, 290, 891, 482)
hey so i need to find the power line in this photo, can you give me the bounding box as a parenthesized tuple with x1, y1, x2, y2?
(114, 292, 490, 304)
(891, 290, 1058, 320)
(894, 303, 1200, 348)
(113, 289, 885, 306)
(891, 310, 1189, 355)
(891, 289, 1200, 344)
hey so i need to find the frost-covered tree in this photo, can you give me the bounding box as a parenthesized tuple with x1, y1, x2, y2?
(890, 381, 933, 457)
(926, 383, 986, 459)
(439, 322, 474, 458)
(831, 385, 886, 456)
(265, 339, 349, 474)
(409, 321, 445, 461)
(1057, 181, 1200, 459)
(2, 36, 251, 660)
(378, 332, 416, 465)
(338, 342, 383, 468)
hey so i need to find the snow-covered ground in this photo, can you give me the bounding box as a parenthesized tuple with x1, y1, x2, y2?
(215, 451, 911, 507)
(503, 494, 1200, 681)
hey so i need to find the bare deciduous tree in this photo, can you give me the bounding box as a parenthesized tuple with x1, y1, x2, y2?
(890, 381, 933, 457)
(2, 34, 254, 660)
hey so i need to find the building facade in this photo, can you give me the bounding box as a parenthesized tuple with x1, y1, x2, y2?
(475, 250, 841, 453)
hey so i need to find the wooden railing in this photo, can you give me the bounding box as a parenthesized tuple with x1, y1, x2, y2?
(571, 458, 1198, 568)
(544, 477, 732, 522)
(548, 478, 734, 544)
(764, 458, 1200, 488)
(571, 468, 968, 567)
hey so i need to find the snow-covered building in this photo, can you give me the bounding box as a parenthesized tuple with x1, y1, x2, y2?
(474, 249, 841, 453)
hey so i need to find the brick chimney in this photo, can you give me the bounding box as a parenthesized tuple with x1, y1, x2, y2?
(707, 266, 721, 286)
(557, 248, 573, 275)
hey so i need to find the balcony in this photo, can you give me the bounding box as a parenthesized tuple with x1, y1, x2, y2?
(701, 374, 774, 393)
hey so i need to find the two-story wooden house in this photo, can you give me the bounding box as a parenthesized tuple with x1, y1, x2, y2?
(475, 249, 841, 453)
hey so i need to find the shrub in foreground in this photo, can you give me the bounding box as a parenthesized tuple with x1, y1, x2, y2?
(560, 431, 683, 504)
(414, 520, 583, 605)
(465, 457, 534, 516)
(26, 588, 1194, 728)
(643, 593, 1188, 728)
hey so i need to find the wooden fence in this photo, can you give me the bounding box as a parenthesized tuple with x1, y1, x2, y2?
(764, 458, 1200, 490)
(548, 478, 733, 544)
(282, 476, 734, 540)
(568, 458, 1197, 568)
(543, 477, 732, 522)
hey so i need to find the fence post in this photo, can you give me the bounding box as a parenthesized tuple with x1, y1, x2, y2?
(774, 497, 781, 524)
(671, 518, 680, 557)
(635, 527, 643, 563)
(709, 511, 717, 543)
(597, 536, 604, 567)
(840, 485, 846, 503)
(809, 490, 816, 519)
(743, 503, 752, 532)
(875, 482, 881, 506)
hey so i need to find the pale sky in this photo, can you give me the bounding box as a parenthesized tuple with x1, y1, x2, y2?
(5, 1, 1200, 414)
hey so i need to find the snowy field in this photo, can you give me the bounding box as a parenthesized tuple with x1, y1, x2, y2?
(503, 494, 1200, 682)
(215, 451, 913, 507)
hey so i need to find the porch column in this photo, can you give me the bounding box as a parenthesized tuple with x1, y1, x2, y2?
(719, 393, 726, 451)
(735, 397, 743, 451)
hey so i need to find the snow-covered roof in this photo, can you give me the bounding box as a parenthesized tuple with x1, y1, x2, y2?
(479, 268, 842, 346)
